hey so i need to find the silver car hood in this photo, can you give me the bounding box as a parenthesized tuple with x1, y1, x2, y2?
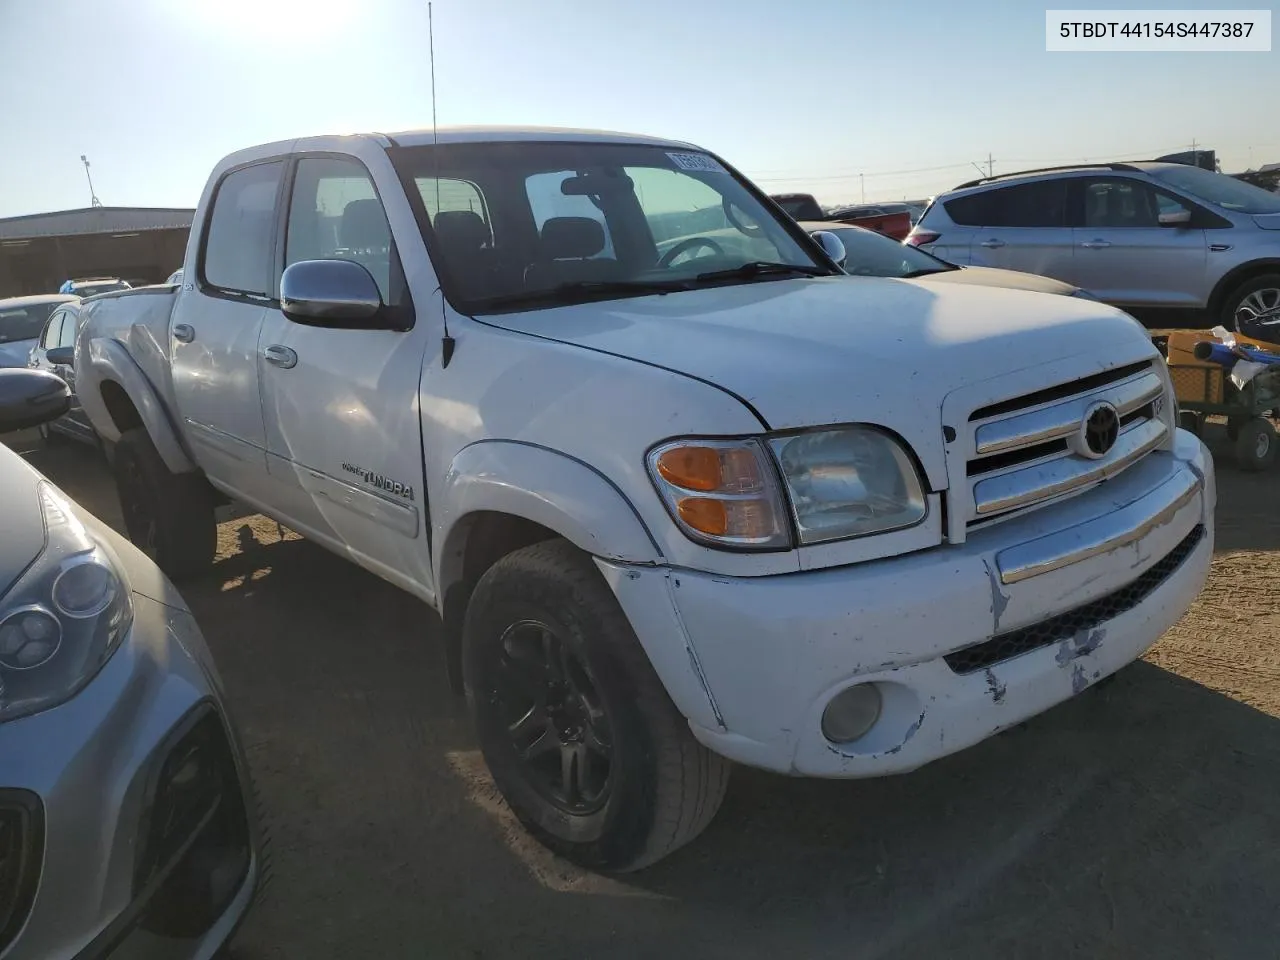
(0, 446, 46, 599)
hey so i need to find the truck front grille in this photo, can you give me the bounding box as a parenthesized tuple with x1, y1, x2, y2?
(944, 524, 1203, 675)
(964, 360, 1167, 527)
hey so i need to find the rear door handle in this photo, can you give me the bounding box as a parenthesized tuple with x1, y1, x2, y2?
(979, 239, 1005, 249)
(263, 345, 298, 369)
(172, 323, 195, 343)
(1080, 239, 1112, 249)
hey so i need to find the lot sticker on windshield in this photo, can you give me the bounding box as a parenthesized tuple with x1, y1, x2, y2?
(666, 152, 727, 174)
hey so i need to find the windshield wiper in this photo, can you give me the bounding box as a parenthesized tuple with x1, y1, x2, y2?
(476, 278, 693, 310)
(899, 267, 954, 278)
(693, 261, 828, 284)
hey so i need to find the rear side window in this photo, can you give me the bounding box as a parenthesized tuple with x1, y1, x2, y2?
(945, 180, 1068, 228)
(202, 160, 285, 297)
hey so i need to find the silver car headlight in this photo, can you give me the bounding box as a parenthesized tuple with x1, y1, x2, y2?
(0, 482, 132, 723)
(647, 426, 927, 550)
(769, 427, 926, 544)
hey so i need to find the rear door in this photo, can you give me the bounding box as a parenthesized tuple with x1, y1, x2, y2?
(171, 159, 284, 500)
(1067, 176, 1208, 308)
(950, 179, 1075, 280)
(256, 152, 434, 597)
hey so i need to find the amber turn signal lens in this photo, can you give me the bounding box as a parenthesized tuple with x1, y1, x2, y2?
(677, 497, 728, 535)
(657, 447, 722, 492)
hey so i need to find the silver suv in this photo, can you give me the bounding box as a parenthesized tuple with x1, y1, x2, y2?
(909, 162, 1280, 333)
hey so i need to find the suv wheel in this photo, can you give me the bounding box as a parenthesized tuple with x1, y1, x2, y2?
(1223, 273, 1280, 339)
(463, 539, 730, 872)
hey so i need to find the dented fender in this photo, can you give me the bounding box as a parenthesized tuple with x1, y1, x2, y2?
(79, 337, 195, 474)
(434, 440, 663, 596)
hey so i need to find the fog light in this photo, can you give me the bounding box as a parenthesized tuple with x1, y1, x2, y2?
(821, 684, 882, 743)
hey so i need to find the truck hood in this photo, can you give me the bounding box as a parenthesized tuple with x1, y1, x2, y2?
(0, 446, 47, 599)
(482, 277, 1157, 487)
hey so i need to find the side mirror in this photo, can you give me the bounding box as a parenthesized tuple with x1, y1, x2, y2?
(810, 230, 847, 269)
(46, 346, 74, 366)
(281, 259, 383, 326)
(0, 368, 71, 433)
(1158, 210, 1192, 227)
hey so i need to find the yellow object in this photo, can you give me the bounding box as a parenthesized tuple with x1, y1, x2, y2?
(1151, 328, 1278, 406)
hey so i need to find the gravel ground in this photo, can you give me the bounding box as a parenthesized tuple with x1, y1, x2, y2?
(8, 425, 1280, 960)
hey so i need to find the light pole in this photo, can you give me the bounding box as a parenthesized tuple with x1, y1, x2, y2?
(81, 155, 102, 208)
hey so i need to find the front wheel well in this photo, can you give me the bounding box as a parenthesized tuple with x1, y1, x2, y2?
(441, 512, 561, 694)
(1207, 259, 1280, 319)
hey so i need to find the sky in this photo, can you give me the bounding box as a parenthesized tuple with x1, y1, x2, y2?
(0, 0, 1275, 217)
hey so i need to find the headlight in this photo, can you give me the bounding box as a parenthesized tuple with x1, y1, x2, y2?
(647, 426, 927, 550)
(0, 483, 132, 723)
(769, 427, 926, 544)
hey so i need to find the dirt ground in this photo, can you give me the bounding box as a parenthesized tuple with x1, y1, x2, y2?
(8, 425, 1280, 959)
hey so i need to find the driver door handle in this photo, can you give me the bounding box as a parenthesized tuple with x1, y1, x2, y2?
(1080, 239, 1112, 249)
(263, 344, 298, 369)
(172, 323, 195, 343)
(979, 239, 1005, 249)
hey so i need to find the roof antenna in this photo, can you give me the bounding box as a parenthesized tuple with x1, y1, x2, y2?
(81, 155, 102, 208)
(429, 2, 456, 368)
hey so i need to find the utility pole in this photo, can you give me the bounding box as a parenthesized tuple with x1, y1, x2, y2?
(987, 152, 994, 178)
(80, 155, 102, 208)
(1190, 138, 1200, 166)
(860, 173, 865, 204)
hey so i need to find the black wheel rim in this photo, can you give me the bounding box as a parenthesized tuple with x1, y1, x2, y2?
(491, 620, 613, 815)
(119, 454, 159, 556)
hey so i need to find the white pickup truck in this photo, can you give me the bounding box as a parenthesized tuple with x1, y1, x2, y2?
(76, 126, 1215, 871)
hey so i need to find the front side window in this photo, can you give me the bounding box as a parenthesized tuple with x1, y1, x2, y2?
(829, 227, 952, 278)
(285, 156, 398, 301)
(41, 312, 66, 349)
(202, 160, 284, 297)
(392, 141, 829, 313)
(58, 308, 80, 348)
(1081, 178, 1168, 228)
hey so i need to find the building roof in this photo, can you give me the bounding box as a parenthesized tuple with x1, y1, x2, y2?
(0, 207, 195, 241)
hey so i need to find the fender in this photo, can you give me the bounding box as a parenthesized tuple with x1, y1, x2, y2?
(81, 337, 197, 474)
(435, 440, 662, 596)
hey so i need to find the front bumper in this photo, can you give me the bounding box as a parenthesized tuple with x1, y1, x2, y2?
(0, 590, 259, 960)
(599, 430, 1214, 778)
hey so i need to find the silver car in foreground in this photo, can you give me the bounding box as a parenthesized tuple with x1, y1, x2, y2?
(909, 162, 1280, 333)
(0, 369, 260, 958)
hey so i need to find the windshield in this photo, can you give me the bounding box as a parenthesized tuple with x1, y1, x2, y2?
(825, 226, 951, 278)
(1150, 165, 1280, 215)
(391, 141, 829, 312)
(0, 302, 57, 343)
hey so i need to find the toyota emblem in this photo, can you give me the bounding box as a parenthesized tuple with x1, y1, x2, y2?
(1077, 401, 1120, 459)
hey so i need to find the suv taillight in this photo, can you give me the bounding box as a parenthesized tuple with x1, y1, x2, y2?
(906, 230, 940, 247)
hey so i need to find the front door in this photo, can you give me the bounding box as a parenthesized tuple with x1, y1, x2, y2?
(170, 159, 284, 500)
(257, 153, 434, 598)
(1067, 177, 1208, 308)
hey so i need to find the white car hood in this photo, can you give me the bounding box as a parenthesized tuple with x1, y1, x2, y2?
(483, 276, 1156, 486)
(0, 446, 47, 599)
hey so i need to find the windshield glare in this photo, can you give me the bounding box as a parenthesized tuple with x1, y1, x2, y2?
(825, 226, 948, 278)
(394, 142, 826, 312)
(0, 302, 56, 343)
(1150, 165, 1280, 215)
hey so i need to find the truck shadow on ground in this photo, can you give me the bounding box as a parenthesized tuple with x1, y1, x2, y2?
(9, 436, 1280, 959)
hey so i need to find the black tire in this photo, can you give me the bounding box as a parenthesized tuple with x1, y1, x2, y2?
(1233, 417, 1277, 472)
(1222, 272, 1280, 341)
(463, 539, 730, 872)
(114, 428, 216, 578)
